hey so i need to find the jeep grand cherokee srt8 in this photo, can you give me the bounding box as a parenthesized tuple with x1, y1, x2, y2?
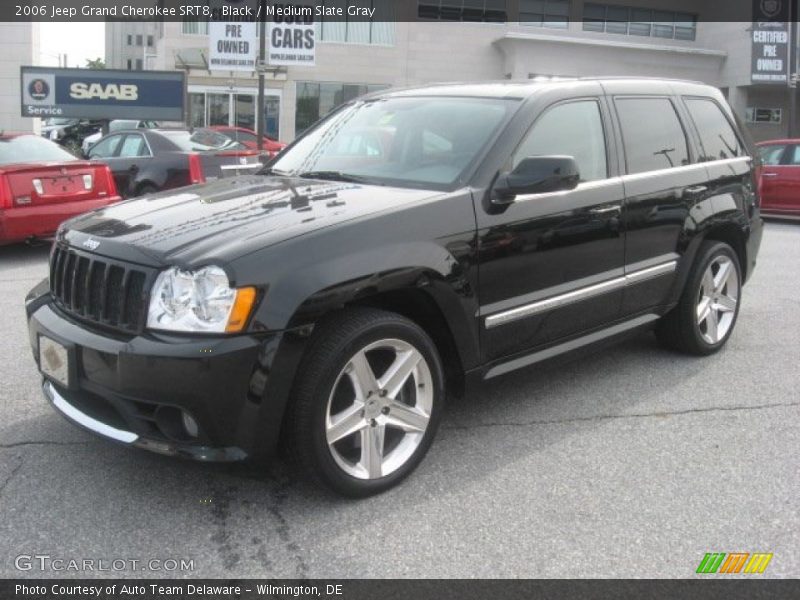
(26, 79, 763, 496)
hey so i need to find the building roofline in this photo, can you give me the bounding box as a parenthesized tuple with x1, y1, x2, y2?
(496, 31, 728, 59)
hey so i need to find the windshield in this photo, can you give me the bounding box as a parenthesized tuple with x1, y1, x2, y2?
(0, 135, 76, 166)
(160, 129, 245, 152)
(270, 96, 516, 188)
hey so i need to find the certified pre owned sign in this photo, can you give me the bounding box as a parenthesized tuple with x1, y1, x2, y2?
(20, 66, 185, 121)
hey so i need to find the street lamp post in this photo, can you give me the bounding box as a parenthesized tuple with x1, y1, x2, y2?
(256, 0, 267, 151)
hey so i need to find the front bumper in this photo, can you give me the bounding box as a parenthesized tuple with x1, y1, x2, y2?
(27, 284, 307, 462)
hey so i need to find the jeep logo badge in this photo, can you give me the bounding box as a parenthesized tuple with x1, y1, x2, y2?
(82, 238, 100, 250)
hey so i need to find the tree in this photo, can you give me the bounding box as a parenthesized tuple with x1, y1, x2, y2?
(85, 58, 105, 69)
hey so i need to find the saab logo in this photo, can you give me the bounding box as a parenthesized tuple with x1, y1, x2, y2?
(69, 83, 138, 101)
(696, 552, 773, 574)
(28, 79, 50, 100)
(82, 238, 100, 250)
(761, 0, 781, 18)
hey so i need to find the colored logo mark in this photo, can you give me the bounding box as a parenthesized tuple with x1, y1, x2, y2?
(696, 552, 773, 574)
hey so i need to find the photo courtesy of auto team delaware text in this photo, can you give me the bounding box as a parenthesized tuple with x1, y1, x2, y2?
(0, 0, 798, 592)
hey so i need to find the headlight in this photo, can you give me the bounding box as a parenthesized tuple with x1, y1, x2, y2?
(49, 128, 62, 141)
(146, 265, 257, 333)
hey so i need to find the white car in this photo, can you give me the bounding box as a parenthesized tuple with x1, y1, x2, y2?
(81, 120, 159, 155)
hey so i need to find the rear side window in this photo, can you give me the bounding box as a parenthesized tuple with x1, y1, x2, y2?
(513, 100, 608, 182)
(684, 98, 745, 162)
(758, 144, 786, 165)
(615, 97, 689, 174)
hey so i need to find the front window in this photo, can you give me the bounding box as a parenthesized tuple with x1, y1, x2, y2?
(272, 96, 516, 189)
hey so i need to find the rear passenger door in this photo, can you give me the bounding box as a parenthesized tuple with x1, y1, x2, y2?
(612, 94, 706, 316)
(477, 94, 626, 362)
(108, 133, 154, 197)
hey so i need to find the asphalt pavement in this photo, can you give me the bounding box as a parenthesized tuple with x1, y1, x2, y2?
(0, 221, 798, 579)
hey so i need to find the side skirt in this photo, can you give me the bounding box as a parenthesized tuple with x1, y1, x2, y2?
(482, 313, 659, 380)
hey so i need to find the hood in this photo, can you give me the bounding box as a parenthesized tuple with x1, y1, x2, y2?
(61, 175, 441, 267)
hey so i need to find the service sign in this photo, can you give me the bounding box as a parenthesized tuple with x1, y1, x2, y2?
(751, 0, 790, 84)
(21, 67, 185, 120)
(268, 4, 316, 67)
(209, 21, 258, 71)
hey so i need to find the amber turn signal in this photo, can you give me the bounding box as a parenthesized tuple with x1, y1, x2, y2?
(225, 287, 257, 333)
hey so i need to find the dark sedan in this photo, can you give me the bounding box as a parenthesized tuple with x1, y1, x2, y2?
(86, 128, 262, 198)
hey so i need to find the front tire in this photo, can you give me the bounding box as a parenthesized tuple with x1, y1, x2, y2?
(287, 308, 445, 497)
(656, 241, 742, 355)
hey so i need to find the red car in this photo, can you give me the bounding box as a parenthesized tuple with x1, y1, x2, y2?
(209, 126, 286, 158)
(0, 134, 120, 245)
(757, 139, 800, 218)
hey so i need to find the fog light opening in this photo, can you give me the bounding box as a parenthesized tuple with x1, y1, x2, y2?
(154, 406, 201, 442)
(182, 411, 199, 439)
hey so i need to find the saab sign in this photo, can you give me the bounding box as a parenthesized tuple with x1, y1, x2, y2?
(21, 67, 185, 120)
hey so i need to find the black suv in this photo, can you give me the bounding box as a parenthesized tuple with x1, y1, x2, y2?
(26, 79, 763, 496)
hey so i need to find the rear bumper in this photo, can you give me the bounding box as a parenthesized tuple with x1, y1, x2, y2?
(27, 286, 309, 462)
(0, 196, 121, 244)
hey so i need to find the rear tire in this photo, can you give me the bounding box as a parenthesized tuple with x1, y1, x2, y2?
(286, 308, 445, 497)
(656, 241, 742, 355)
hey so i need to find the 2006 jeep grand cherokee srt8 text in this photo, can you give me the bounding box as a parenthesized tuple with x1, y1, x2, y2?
(26, 79, 763, 496)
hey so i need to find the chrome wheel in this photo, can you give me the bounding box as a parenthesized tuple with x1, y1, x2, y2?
(696, 255, 739, 345)
(325, 338, 433, 480)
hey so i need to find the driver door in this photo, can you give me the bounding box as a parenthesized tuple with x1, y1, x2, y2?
(477, 96, 626, 363)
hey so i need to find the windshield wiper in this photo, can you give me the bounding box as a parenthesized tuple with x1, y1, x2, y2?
(297, 170, 377, 184)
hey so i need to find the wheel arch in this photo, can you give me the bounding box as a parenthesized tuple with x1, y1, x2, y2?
(286, 272, 478, 399)
(702, 221, 748, 281)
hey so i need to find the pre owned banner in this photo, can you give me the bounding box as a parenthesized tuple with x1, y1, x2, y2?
(209, 21, 258, 71)
(20, 67, 185, 120)
(751, 0, 791, 84)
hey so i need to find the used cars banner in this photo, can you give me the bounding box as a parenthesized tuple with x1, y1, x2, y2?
(20, 66, 185, 120)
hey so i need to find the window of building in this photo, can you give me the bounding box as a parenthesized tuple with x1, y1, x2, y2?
(615, 97, 689, 173)
(147, 35, 154, 47)
(126, 59, 132, 70)
(182, 21, 209, 35)
(135, 59, 143, 70)
(513, 100, 607, 182)
(684, 98, 744, 162)
(583, 4, 696, 41)
(417, 0, 507, 22)
(316, 1, 395, 44)
(745, 107, 782, 124)
(295, 81, 390, 135)
(520, 0, 569, 29)
(189, 93, 206, 128)
(136, 34, 143, 46)
(208, 93, 230, 127)
(127, 34, 132, 45)
(234, 95, 256, 130)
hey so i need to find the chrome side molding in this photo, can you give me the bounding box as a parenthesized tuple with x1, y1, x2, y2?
(485, 260, 676, 329)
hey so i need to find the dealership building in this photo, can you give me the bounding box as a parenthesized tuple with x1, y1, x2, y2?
(105, 0, 799, 142)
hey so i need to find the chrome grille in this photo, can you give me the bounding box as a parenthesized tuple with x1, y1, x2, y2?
(49, 245, 152, 334)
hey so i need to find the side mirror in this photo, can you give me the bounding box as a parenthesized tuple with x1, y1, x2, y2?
(493, 155, 580, 203)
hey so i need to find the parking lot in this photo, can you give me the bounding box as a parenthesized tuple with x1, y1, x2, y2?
(0, 220, 798, 579)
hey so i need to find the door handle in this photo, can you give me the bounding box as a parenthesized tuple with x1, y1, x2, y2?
(588, 205, 621, 215)
(684, 185, 708, 195)
(761, 173, 778, 178)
